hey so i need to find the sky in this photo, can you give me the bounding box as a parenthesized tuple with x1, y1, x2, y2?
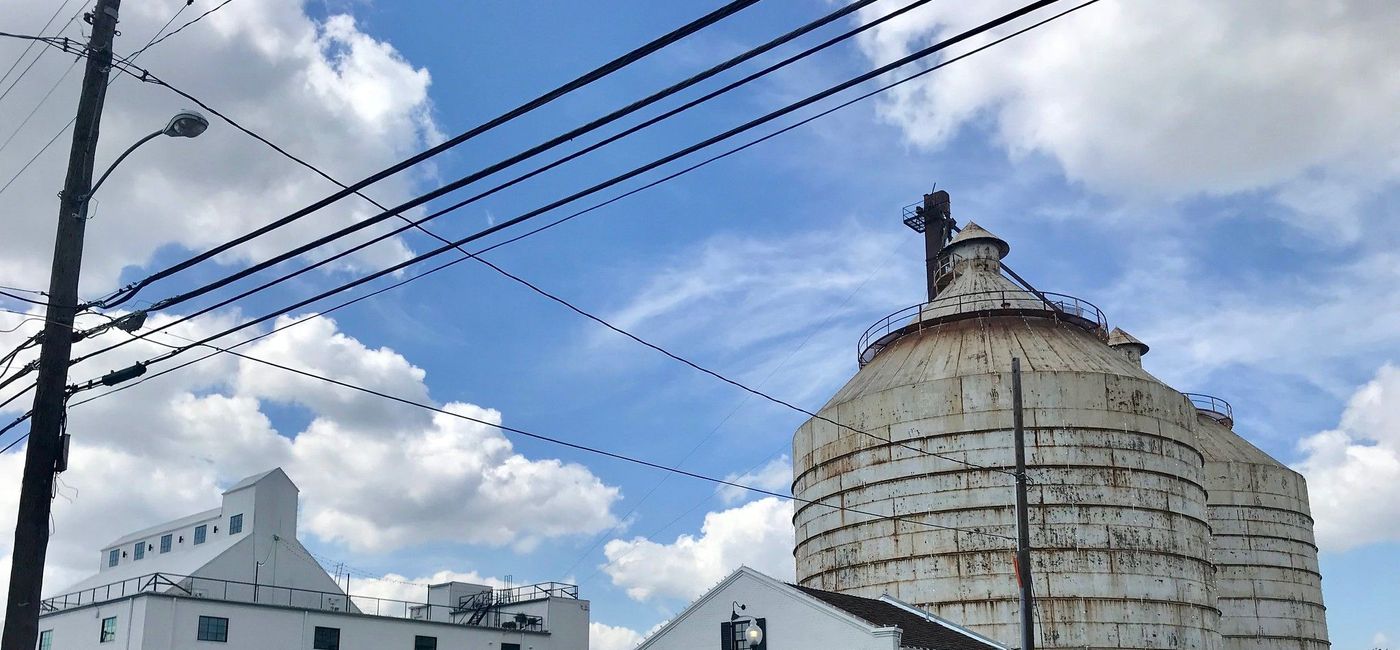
(1, 0, 1398, 648)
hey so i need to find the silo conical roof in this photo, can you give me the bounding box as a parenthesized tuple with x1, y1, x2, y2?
(945, 221, 1010, 258)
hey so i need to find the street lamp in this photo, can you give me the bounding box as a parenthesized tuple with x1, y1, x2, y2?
(84, 109, 209, 202)
(730, 602, 764, 647)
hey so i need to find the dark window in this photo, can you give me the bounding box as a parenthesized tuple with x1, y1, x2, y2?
(107, 549, 119, 567)
(194, 524, 207, 545)
(197, 615, 229, 642)
(229, 513, 243, 535)
(160, 534, 172, 553)
(414, 635, 437, 650)
(134, 541, 145, 560)
(100, 616, 117, 642)
(501, 644, 520, 650)
(313, 626, 340, 650)
(721, 619, 766, 650)
(38, 630, 53, 650)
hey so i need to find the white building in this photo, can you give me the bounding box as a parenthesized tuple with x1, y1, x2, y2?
(638, 567, 1007, 650)
(35, 468, 589, 650)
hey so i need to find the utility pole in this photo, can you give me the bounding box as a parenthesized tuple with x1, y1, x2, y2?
(2, 1, 121, 647)
(1010, 358, 1036, 650)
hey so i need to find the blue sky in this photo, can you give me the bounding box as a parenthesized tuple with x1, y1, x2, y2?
(2, 1, 1398, 648)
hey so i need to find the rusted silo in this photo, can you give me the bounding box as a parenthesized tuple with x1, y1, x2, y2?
(792, 223, 1222, 649)
(1189, 396, 1330, 650)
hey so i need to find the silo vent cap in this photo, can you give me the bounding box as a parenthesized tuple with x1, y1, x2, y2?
(1107, 327, 1150, 355)
(944, 222, 1010, 259)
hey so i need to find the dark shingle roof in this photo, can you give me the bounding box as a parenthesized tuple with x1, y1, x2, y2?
(794, 585, 1003, 650)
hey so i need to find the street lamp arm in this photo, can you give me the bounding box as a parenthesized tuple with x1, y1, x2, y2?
(85, 129, 163, 201)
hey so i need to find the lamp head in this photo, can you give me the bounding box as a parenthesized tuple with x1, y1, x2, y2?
(163, 110, 209, 138)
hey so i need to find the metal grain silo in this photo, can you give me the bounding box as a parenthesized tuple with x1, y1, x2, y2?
(792, 220, 1222, 650)
(1189, 396, 1330, 650)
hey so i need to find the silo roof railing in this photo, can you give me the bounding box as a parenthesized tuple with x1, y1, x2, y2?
(857, 289, 1108, 367)
(1184, 393, 1234, 427)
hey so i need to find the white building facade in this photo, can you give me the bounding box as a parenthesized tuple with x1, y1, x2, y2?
(35, 468, 589, 650)
(638, 567, 1007, 650)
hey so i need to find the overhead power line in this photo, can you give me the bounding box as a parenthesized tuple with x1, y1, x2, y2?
(60, 0, 1102, 479)
(0, 0, 198, 200)
(71, 0, 1064, 373)
(57, 0, 934, 375)
(57, 0, 929, 370)
(0, 0, 83, 104)
(98, 0, 903, 316)
(80, 329, 1018, 543)
(11, 0, 1099, 459)
(94, 0, 764, 309)
(131, 0, 220, 59)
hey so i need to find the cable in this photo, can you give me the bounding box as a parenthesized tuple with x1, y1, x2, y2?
(0, 0, 83, 103)
(0, 289, 50, 307)
(52, 0, 1098, 445)
(62, 0, 1096, 478)
(95, 0, 763, 309)
(69, 0, 1096, 478)
(0, 0, 195, 200)
(73, 331, 1016, 542)
(73, 0, 1064, 372)
(0, 54, 81, 158)
(129, 0, 209, 59)
(111, 0, 904, 314)
(558, 260, 884, 578)
(76, 0, 1005, 473)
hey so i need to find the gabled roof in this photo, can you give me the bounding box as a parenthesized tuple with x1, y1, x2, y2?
(794, 585, 1006, 650)
(223, 467, 296, 494)
(637, 567, 1006, 650)
(52, 533, 247, 597)
(104, 507, 220, 549)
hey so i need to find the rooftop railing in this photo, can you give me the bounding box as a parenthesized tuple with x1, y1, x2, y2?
(1184, 393, 1234, 427)
(857, 289, 1109, 367)
(40, 572, 574, 633)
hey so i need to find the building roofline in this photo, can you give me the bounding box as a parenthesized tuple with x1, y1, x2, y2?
(102, 507, 221, 549)
(636, 567, 899, 649)
(39, 591, 555, 636)
(877, 595, 1012, 650)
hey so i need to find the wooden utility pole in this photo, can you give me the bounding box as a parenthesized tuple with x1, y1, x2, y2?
(1011, 357, 1036, 650)
(2, 1, 120, 647)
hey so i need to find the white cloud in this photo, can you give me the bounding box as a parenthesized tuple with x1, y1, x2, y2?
(1294, 363, 1400, 552)
(1373, 632, 1391, 648)
(0, 0, 439, 294)
(591, 621, 647, 650)
(856, 0, 1400, 236)
(0, 309, 620, 597)
(348, 570, 505, 604)
(719, 455, 791, 504)
(602, 496, 794, 602)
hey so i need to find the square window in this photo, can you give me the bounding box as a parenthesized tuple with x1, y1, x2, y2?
(414, 635, 437, 650)
(197, 615, 229, 642)
(160, 534, 172, 553)
(107, 549, 119, 567)
(312, 626, 340, 650)
(194, 524, 207, 545)
(134, 541, 145, 560)
(501, 644, 520, 650)
(100, 616, 117, 643)
(229, 513, 243, 535)
(39, 630, 52, 650)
